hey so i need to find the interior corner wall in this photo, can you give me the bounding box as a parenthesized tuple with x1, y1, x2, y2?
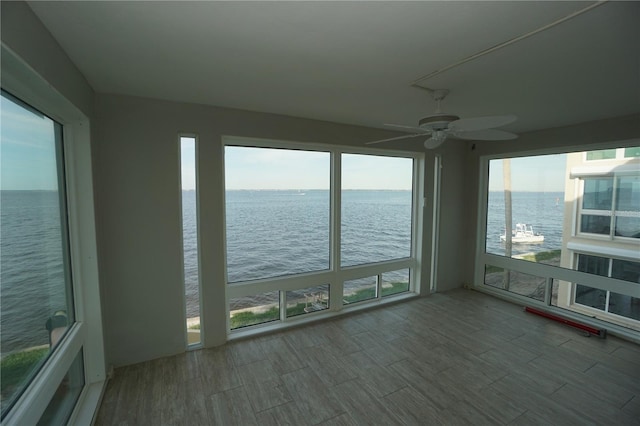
(0, 1, 94, 118)
(431, 141, 472, 292)
(92, 93, 422, 367)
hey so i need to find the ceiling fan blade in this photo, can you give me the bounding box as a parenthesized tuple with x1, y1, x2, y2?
(365, 133, 427, 145)
(384, 123, 431, 133)
(449, 114, 517, 132)
(453, 129, 518, 141)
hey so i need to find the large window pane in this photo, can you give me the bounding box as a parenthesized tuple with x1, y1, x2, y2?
(486, 155, 565, 264)
(580, 214, 612, 235)
(583, 178, 613, 210)
(341, 154, 413, 266)
(484, 149, 639, 331)
(225, 147, 330, 282)
(0, 92, 74, 417)
(181, 137, 201, 345)
(615, 176, 640, 238)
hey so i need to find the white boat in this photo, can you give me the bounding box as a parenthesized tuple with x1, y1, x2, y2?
(500, 223, 544, 243)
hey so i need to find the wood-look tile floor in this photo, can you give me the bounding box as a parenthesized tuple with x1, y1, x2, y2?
(95, 289, 640, 425)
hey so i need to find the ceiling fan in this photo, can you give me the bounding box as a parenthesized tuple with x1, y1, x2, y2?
(366, 89, 518, 149)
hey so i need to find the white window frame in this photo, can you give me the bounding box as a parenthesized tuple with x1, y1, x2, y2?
(474, 145, 640, 342)
(221, 136, 424, 337)
(1, 45, 105, 425)
(576, 174, 640, 241)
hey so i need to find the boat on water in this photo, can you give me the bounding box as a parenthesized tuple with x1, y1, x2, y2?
(500, 223, 544, 243)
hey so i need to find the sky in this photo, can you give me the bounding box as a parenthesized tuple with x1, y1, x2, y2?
(181, 138, 414, 190)
(0, 94, 571, 193)
(488, 154, 568, 192)
(1, 93, 59, 190)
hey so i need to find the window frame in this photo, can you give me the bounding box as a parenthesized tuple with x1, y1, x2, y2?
(577, 175, 640, 240)
(221, 136, 424, 337)
(474, 143, 640, 341)
(1, 46, 105, 425)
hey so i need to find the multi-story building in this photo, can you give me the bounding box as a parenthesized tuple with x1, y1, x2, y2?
(558, 147, 640, 331)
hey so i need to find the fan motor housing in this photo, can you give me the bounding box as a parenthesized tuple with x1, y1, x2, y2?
(418, 113, 460, 131)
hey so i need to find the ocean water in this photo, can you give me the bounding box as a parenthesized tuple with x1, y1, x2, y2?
(1, 191, 69, 356)
(485, 191, 565, 257)
(2, 189, 563, 354)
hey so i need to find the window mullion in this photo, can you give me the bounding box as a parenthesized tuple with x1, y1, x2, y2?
(330, 150, 343, 310)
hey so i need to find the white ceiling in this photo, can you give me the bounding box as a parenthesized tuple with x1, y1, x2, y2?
(28, 1, 639, 135)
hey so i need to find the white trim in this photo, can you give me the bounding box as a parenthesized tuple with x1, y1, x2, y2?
(1, 44, 104, 424)
(429, 155, 442, 293)
(567, 241, 640, 261)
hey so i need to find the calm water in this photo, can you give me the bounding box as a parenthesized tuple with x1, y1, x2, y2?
(2, 189, 564, 354)
(486, 191, 565, 256)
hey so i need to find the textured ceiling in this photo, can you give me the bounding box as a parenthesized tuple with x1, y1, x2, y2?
(28, 1, 640, 136)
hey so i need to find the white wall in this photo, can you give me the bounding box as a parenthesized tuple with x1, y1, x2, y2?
(0, 1, 94, 117)
(93, 94, 435, 367)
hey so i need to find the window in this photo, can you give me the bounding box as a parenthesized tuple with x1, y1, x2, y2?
(1, 46, 104, 425)
(479, 146, 640, 332)
(575, 254, 640, 321)
(341, 154, 413, 267)
(36, 351, 84, 425)
(579, 176, 640, 239)
(222, 138, 422, 333)
(286, 285, 329, 317)
(624, 147, 640, 158)
(224, 146, 330, 283)
(485, 155, 565, 263)
(180, 136, 201, 346)
(586, 149, 616, 161)
(1, 91, 74, 417)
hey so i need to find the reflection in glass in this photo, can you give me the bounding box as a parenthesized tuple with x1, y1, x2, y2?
(36, 351, 84, 425)
(181, 137, 201, 345)
(615, 176, 640, 238)
(0, 92, 74, 416)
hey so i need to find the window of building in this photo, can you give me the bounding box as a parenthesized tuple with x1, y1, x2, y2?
(579, 176, 640, 239)
(586, 149, 616, 160)
(575, 254, 640, 321)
